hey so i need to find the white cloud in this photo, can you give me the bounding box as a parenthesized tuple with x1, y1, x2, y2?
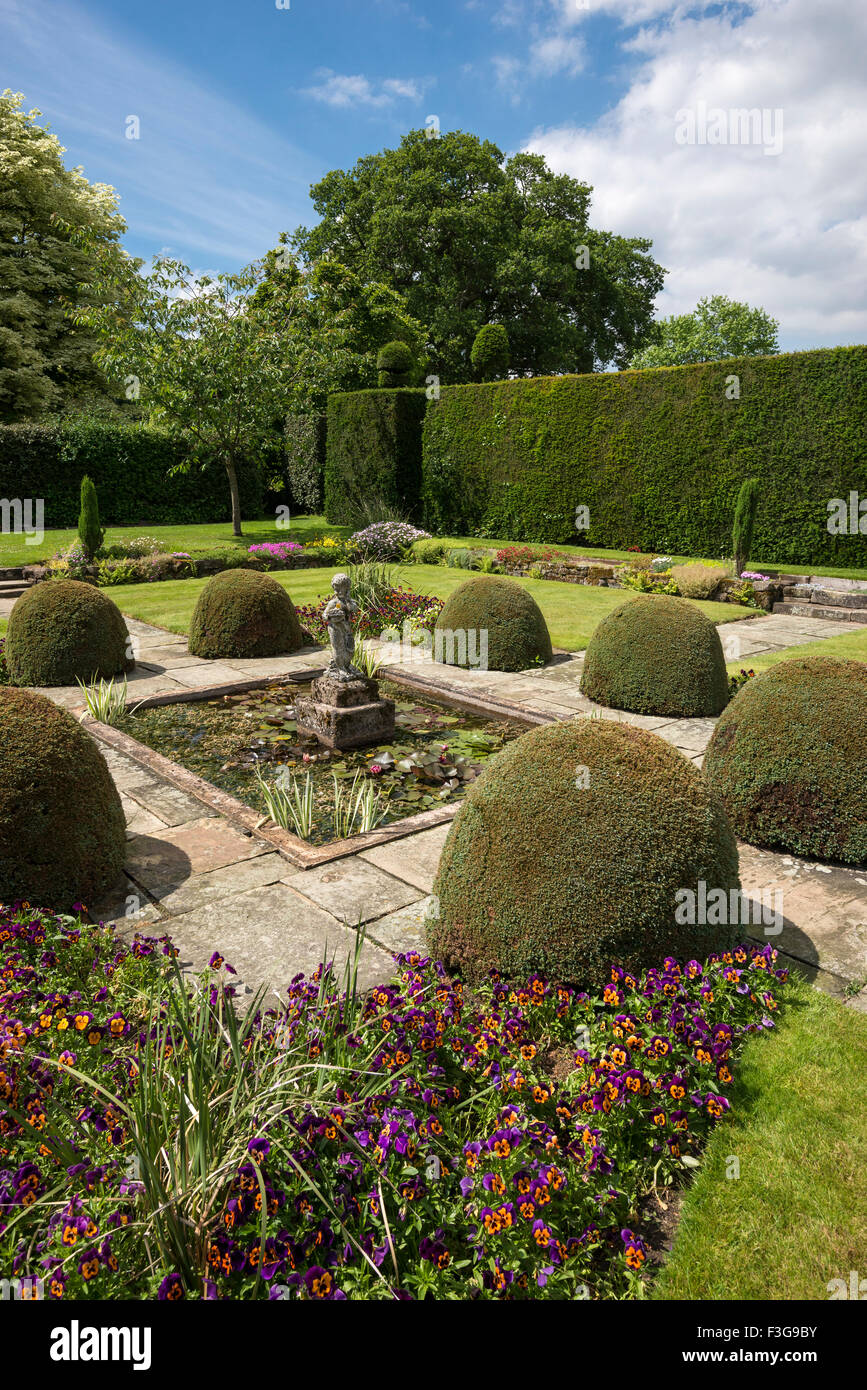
(524, 0, 867, 350)
(0, 0, 319, 266)
(530, 34, 586, 76)
(302, 70, 425, 109)
(490, 1, 587, 94)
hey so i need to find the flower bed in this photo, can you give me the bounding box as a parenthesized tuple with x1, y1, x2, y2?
(350, 522, 431, 562)
(28, 535, 355, 589)
(0, 900, 788, 1301)
(296, 585, 443, 645)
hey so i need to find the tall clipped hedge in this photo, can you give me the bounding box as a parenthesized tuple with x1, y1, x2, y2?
(0, 419, 263, 528)
(421, 346, 867, 567)
(325, 389, 426, 527)
(284, 413, 326, 513)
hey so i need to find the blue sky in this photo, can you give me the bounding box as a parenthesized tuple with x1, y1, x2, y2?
(3, 0, 865, 352)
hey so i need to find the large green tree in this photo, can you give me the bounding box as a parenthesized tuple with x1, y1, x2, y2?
(629, 295, 780, 369)
(249, 245, 428, 400)
(288, 129, 666, 382)
(0, 90, 129, 421)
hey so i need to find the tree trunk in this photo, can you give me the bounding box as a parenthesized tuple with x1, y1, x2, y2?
(225, 457, 243, 537)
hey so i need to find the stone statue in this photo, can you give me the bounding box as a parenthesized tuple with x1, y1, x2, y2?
(296, 571, 395, 749)
(322, 573, 363, 681)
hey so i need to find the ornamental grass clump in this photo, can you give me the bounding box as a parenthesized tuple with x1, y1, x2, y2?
(581, 595, 729, 717)
(704, 656, 867, 865)
(1, 900, 788, 1301)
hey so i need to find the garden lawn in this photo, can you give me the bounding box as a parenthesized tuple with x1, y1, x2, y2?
(0, 515, 351, 566)
(107, 564, 749, 651)
(653, 977, 867, 1301)
(727, 624, 867, 675)
(3, 516, 867, 581)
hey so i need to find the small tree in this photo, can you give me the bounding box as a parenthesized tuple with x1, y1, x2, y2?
(376, 340, 414, 388)
(77, 475, 104, 562)
(471, 324, 510, 382)
(630, 296, 779, 369)
(75, 253, 426, 537)
(732, 478, 760, 577)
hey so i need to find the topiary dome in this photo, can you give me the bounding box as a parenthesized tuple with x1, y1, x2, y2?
(470, 323, 510, 382)
(5, 579, 134, 687)
(433, 576, 552, 672)
(703, 656, 867, 865)
(187, 569, 304, 659)
(0, 688, 126, 909)
(376, 340, 415, 388)
(428, 718, 740, 987)
(580, 595, 729, 717)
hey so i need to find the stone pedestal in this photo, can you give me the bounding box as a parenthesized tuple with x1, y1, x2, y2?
(295, 674, 395, 750)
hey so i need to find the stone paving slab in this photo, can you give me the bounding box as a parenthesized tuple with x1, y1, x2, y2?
(135, 851, 293, 919)
(125, 780, 218, 827)
(364, 897, 435, 958)
(125, 817, 271, 887)
(286, 857, 423, 924)
(120, 794, 166, 837)
(100, 745, 163, 792)
(169, 661, 248, 689)
(119, 881, 393, 1006)
(136, 649, 206, 671)
(89, 874, 164, 929)
(359, 822, 452, 894)
(653, 718, 718, 754)
(739, 845, 867, 986)
(123, 673, 192, 700)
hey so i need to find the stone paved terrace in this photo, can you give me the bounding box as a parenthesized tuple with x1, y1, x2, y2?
(7, 606, 864, 1014)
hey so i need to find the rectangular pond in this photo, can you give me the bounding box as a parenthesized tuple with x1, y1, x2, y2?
(115, 677, 528, 847)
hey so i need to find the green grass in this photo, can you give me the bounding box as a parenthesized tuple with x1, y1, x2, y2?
(727, 625, 867, 675)
(446, 537, 867, 579)
(653, 976, 867, 1300)
(3, 515, 867, 581)
(105, 563, 749, 652)
(0, 515, 350, 566)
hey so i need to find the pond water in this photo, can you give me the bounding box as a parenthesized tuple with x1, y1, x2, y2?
(117, 678, 527, 845)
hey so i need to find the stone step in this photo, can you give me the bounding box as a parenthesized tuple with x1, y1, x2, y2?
(0, 567, 25, 580)
(808, 575, 867, 592)
(0, 580, 30, 596)
(773, 601, 867, 623)
(788, 584, 867, 608)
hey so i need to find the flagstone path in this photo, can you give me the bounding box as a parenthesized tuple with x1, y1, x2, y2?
(8, 605, 863, 1013)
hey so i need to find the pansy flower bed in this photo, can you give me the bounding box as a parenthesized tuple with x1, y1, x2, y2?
(0, 901, 788, 1301)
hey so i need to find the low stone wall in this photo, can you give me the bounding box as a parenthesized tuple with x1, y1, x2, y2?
(501, 560, 621, 586)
